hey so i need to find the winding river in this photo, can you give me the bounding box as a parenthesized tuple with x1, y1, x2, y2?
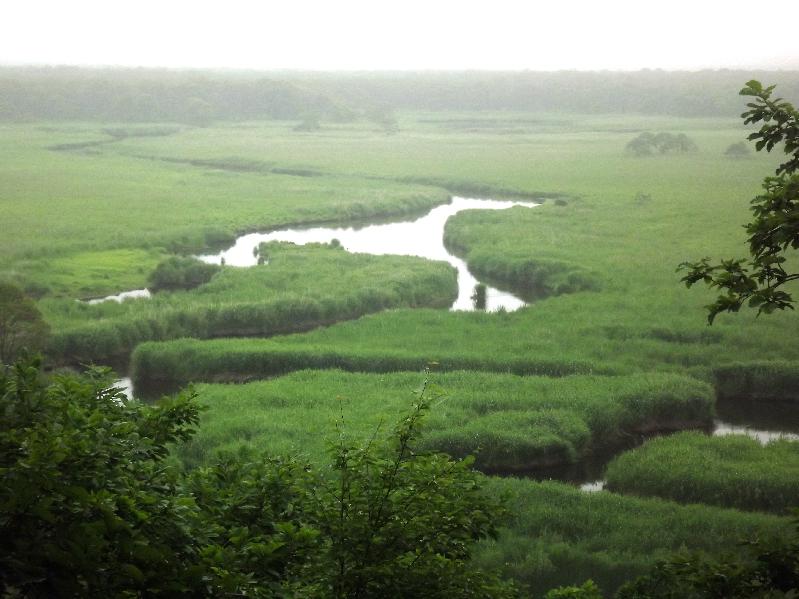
(92, 196, 799, 490)
(92, 196, 538, 311)
(195, 196, 538, 312)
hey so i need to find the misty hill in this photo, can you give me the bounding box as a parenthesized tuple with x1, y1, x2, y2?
(2, 66, 798, 122)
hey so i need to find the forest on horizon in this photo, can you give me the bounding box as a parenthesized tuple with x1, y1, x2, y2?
(3, 66, 799, 123)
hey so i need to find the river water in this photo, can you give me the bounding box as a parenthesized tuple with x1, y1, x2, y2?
(90, 196, 537, 311)
(196, 196, 539, 311)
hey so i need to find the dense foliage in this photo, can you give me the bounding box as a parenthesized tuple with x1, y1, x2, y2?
(616, 519, 799, 598)
(0, 359, 514, 597)
(680, 80, 799, 322)
(0, 281, 49, 364)
(725, 141, 751, 158)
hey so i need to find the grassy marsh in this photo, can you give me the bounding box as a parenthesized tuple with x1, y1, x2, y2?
(477, 478, 789, 597)
(172, 370, 713, 473)
(605, 432, 799, 514)
(44, 244, 456, 364)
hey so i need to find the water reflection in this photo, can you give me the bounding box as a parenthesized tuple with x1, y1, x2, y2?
(86, 288, 151, 305)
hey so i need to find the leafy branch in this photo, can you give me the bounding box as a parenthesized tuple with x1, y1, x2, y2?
(678, 80, 799, 324)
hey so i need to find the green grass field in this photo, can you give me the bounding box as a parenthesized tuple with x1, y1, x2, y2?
(172, 369, 713, 471)
(42, 243, 456, 364)
(4, 109, 799, 595)
(476, 478, 788, 597)
(106, 113, 799, 389)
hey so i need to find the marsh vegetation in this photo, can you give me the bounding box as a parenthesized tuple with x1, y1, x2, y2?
(3, 67, 799, 596)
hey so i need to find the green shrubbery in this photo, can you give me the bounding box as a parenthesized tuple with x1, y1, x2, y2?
(617, 519, 799, 598)
(625, 132, 698, 156)
(605, 432, 799, 514)
(0, 281, 49, 364)
(147, 256, 221, 291)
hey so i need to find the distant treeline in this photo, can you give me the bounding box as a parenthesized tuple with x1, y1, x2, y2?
(2, 66, 799, 122)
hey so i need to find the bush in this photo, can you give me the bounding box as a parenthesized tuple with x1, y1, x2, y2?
(616, 519, 799, 598)
(725, 140, 751, 158)
(147, 256, 220, 291)
(0, 281, 49, 365)
(476, 478, 788, 596)
(626, 132, 698, 156)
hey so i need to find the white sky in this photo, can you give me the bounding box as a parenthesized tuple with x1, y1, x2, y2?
(1, 0, 797, 71)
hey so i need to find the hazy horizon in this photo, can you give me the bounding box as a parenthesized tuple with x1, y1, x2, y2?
(2, 0, 797, 73)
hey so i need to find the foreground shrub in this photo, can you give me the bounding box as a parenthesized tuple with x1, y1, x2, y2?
(0, 281, 50, 364)
(616, 518, 799, 598)
(0, 358, 514, 597)
(605, 432, 799, 514)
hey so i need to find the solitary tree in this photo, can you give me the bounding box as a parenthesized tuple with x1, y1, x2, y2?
(0, 282, 49, 365)
(679, 81, 799, 323)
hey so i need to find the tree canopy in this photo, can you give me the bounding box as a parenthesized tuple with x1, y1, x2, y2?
(679, 80, 799, 323)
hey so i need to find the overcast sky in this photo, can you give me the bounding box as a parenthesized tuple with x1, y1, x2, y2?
(1, 0, 797, 72)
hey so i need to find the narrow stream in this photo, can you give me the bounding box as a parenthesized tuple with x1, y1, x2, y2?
(196, 196, 538, 311)
(578, 405, 799, 492)
(87, 288, 150, 304)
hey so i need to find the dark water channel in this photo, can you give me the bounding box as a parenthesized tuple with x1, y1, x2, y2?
(573, 399, 799, 492)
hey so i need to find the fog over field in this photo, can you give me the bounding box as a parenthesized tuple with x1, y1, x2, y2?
(2, 0, 798, 71)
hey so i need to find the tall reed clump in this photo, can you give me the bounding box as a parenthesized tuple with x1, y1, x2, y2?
(604, 432, 799, 514)
(418, 371, 714, 472)
(713, 360, 799, 401)
(147, 256, 220, 291)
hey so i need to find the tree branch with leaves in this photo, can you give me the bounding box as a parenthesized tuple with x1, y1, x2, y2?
(679, 80, 799, 324)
